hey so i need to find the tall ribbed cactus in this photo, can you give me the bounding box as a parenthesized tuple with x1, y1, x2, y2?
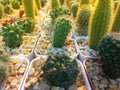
(35, 0, 41, 9)
(51, 0, 61, 10)
(23, 0, 36, 19)
(0, 3, 4, 19)
(111, 3, 120, 32)
(88, 0, 114, 50)
(80, 0, 90, 5)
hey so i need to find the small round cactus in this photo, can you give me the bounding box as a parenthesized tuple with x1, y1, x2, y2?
(42, 54, 79, 86)
(12, 0, 20, 9)
(98, 33, 120, 79)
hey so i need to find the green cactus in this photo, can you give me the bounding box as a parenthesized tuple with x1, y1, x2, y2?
(70, 2, 79, 17)
(2, 24, 24, 49)
(0, 51, 11, 86)
(17, 18, 35, 33)
(80, 0, 90, 5)
(23, 0, 36, 19)
(0, 3, 4, 19)
(88, 0, 114, 50)
(0, 0, 10, 6)
(60, 0, 65, 5)
(11, 0, 20, 9)
(4, 5, 13, 14)
(76, 5, 91, 36)
(50, 7, 71, 23)
(51, 0, 61, 10)
(42, 54, 79, 86)
(98, 33, 120, 79)
(53, 17, 72, 48)
(111, 3, 120, 32)
(41, 0, 47, 7)
(35, 0, 41, 9)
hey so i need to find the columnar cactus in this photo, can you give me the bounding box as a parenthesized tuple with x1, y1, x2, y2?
(35, 0, 41, 9)
(23, 0, 36, 19)
(98, 33, 120, 79)
(2, 24, 24, 49)
(42, 54, 79, 86)
(11, 0, 20, 9)
(60, 0, 65, 5)
(76, 5, 91, 35)
(0, 3, 4, 19)
(53, 17, 72, 48)
(88, 0, 114, 50)
(70, 2, 79, 17)
(51, 0, 61, 10)
(111, 3, 120, 32)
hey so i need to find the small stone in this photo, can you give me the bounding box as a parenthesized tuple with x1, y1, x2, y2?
(101, 78, 109, 84)
(51, 86, 60, 90)
(39, 80, 51, 90)
(30, 77, 38, 84)
(68, 84, 77, 90)
(19, 67, 25, 74)
(28, 68, 35, 76)
(11, 58, 19, 64)
(33, 82, 39, 90)
(10, 79, 18, 88)
(95, 87, 100, 90)
(99, 83, 108, 88)
(92, 79, 99, 87)
(5, 85, 10, 90)
(59, 88, 65, 90)
(116, 78, 120, 83)
(25, 82, 31, 88)
(34, 71, 39, 76)
(77, 86, 87, 90)
(109, 84, 117, 90)
(109, 79, 118, 84)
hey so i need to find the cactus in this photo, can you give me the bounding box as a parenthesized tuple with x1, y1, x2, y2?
(17, 18, 35, 33)
(0, 3, 4, 19)
(35, 0, 41, 9)
(41, 0, 47, 7)
(0, 0, 10, 6)
(70, 2, 79, 17)
(2, 24, 24, 49)
(50, 7, 71, 23)
(60, 0, 65, 5)
(0, 51, 11, 86)
(98, 33, 120, 79)
(51, 0, 61, 10)
(12, 0, 20, 9)
(23, 0, 36, 19)
(88, 0, 114, 50)
(4, 5, 13, 14)
(53, 17, 72, 48)
(80, 0, 90, 5)
(42, 54, 79, 86)
(111, 3, 120, 32)
(76, 5, 91, 35)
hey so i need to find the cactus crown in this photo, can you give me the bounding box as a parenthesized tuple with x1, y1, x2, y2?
(98, 33, 120, 79)
(42, 54, 79, 86)
(50, 7, 71, 22)
(17, 18, 35, 33)
(2, 24, 24, 49)
(0, 3, 4, 19)
(11, 0, 20, 9)
(53, 17, 72, 48)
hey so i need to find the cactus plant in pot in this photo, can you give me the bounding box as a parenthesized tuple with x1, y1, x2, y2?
(83, 32, 120, 90)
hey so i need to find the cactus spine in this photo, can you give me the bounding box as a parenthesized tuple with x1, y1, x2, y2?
(111, 2, 120, 32)
(51, 0, 61, 10)
(53, 17, 72, 48)
(23, 0, 36, 19)
(0, 3, 4, 19)
(35, 0, 41, 9)
(88, 0, 114, 50)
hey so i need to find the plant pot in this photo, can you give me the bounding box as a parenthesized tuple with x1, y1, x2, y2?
(83, 59, 120, 90)
(3, 56, 29, 90)
(74, 36, 100, 62)
(21, 55, 92, 90)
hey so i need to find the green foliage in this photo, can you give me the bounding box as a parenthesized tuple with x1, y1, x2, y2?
(23, 0, 36, 19)
(11, 0, 20, 9)
(0, 3, 4, 19)
(2, 24, 24, 49)
(17, 18, 35, 33)
(50, 7, 71, 23)
(42, 54, 79, 86)
(111, 3, 120, 32)
(70, 2, 79, 17)
(88, 0, 114, 50)
(98, 33, 120, 79)
(76, 5, 91, 36)
(0, 51, 11, 85)
(35, 0, 41, 9)
(41, 0, 47, 7)
(51, 0, 61, 10)
(53, 17, 72, 48)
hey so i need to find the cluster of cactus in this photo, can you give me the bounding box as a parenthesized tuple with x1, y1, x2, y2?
(23, 0, 36, 19)
(0, 51, 11, 86)
(41, 0, 47, 7)
(53, 17, 72, 48)
(50, 7, 71, 22)
(111, 3, 120, 32)
(17, 18, 35, 33)
(88, 0, 114, 50)
(11, 0, 20, 9)
(2, 24, 24, 49)
(70, 2, 79, 17)
(42, 54, 79, 86)
(98, 33, 120, 79)
(76, 5, 91, 36)
(0, 3, 4, 19)
(51, 0, 61, 10)
(35, 0, 41, 9)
